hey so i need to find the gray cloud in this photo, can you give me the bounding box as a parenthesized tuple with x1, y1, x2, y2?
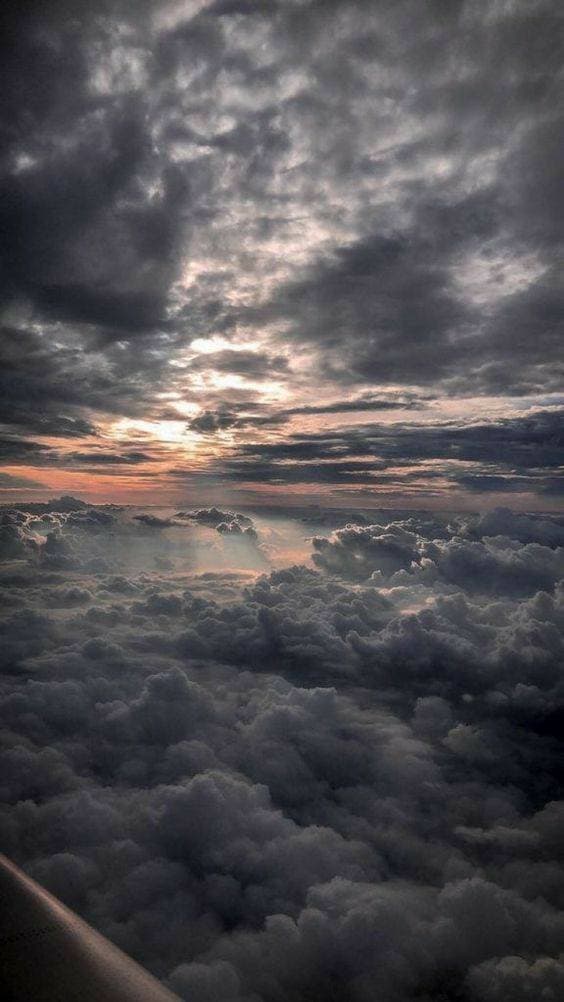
(200, 409, 564, 500)
(1, 0, 561, 469)
(187, 393, 431, 434)
(0, 498, 563, 999)
(178, 507, 253, 528)
(188, 350, 289, 378)
(0, 436, 54, 464)
(233, 409, 564, 470)
(1, 1, 564, 993)
(312, 518, 564, 597)
(64, 450, 152, 466)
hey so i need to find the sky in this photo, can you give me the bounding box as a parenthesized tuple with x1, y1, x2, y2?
(1, 7, 564, 996)
(1, 0, 562, 510)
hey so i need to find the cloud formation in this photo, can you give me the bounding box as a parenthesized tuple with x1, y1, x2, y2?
(0, 498, 563, 999)
(0, 0, 561, 507)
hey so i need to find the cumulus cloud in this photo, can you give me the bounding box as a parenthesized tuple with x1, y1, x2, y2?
(312, 514, 564, 597)
(176, 507, 259, 542)
(0, 498, 563, 999)
(179, 507, 254, 528)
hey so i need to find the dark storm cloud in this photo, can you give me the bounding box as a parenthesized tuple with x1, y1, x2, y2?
(0, 499, 564, 1000)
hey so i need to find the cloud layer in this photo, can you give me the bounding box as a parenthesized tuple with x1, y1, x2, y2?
(1, 498, 563, 999)
(0, 0, 562, 506)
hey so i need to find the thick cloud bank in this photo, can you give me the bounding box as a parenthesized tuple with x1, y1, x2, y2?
(1, 500, 564, 1000)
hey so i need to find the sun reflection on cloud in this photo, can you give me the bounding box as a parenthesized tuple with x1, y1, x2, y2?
(190, 336, 234, 354)
(453, 247, 546, 307)
(107, 417, 190, 447)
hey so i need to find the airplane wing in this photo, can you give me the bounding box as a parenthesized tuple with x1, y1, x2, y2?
(0, 854, 181, 1001)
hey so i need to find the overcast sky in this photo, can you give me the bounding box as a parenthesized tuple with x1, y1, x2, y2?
(1, 0, 562, 509)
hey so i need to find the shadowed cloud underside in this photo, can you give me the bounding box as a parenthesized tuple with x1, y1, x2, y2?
(0, 0, 561, 509)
